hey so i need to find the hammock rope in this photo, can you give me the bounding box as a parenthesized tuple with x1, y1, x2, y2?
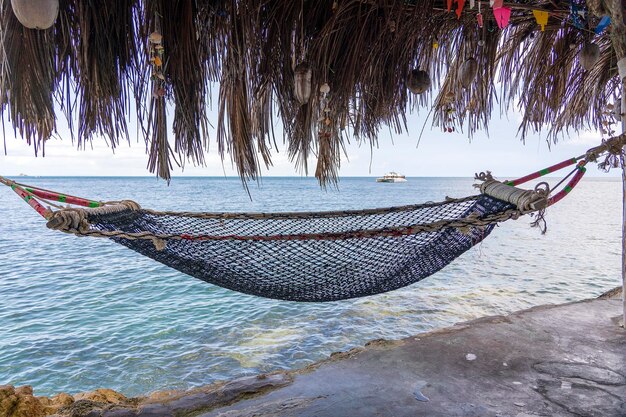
(0, 135, 623, 301)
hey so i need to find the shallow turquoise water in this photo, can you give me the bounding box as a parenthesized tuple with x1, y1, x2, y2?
(0, 176, 621, 397)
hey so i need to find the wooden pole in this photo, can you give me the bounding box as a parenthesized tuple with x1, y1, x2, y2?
(622, 79, 626, 328)
(612, 2, 626, 328)
(590, 0, 626, 327)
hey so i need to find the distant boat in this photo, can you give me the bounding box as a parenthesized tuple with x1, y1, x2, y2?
(376, 172, 407, 183)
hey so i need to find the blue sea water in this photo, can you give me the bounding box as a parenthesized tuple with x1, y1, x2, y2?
(0, 176, 621, 397)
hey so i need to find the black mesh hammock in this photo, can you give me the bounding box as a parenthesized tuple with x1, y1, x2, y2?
(0, 151, 596, 302)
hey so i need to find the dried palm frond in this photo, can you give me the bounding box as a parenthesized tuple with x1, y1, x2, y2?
(0, 0, 623, 184)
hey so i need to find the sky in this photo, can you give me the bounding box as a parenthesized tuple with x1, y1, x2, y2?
(0, 105, 620, 180)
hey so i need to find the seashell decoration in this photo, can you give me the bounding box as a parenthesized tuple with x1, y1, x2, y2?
(294, 63, 312, 105)
(319, 82, 330, 95)
(148, 32, 163, 44)
(459, 58, 478, 89)
(407, 69, 431, 94)
(579, 42, 600, 71)
(11, 0, 59, 30)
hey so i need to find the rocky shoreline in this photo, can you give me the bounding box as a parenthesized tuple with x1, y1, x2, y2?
(1, 373, 293, 417)
(2, 287, 624, 417)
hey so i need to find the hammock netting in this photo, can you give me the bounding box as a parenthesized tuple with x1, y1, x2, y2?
(84, 195, 514, 301)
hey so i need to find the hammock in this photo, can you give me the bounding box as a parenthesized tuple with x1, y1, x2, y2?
(1, 137, 620, 302)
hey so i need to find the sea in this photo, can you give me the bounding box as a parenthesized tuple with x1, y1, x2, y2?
(0, 176, 621, 397)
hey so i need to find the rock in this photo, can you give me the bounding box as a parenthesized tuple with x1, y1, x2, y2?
(14, 386, 32, 396)
(0, 385, 19, 417)
(74, 389, 129, 405)
(146, 389, 179, 403)
(533, 362, 626, 386)
(0, 384, 47, 417)
(54, 399, 105, 417)
(10, 394, 46, 417)
(38, 392, 75, 415)
(53, 393, 75, 407)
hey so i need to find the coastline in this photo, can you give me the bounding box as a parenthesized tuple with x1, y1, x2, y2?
(2, 287, 623, 417)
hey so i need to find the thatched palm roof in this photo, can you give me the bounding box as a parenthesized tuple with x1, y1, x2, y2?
(0, 0, 624, 183)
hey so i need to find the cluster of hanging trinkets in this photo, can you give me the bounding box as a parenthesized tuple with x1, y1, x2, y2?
(600, 101, 619, 137)
(149, 32, 166, 99)
(289, 1, 615, 139)
(406, 0, 613, 95)
(293, 61, 334, 140)
(401, 0, 614, 135)
(318, 83, 332, 140)
(570, 4, 611, 71)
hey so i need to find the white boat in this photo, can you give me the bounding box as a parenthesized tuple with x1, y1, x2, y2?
(376, 172, 407, 183)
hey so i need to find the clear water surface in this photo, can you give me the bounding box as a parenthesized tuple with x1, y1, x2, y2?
(0, 176, 621, 397)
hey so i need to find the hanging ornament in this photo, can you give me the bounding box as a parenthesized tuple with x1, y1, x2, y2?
(148, 32, 163, 44)
(456, 0, 465, 19)
(470, 0, 475, 9)
(294, 63, 312, 105)
(407, 69, 431, 94)
(491, 0, 503, 8)
(10, 0, 59, 29)
(149, 31, 166, 99)
(318, 83, 332, 141)
(579, 42, 600, 71)
(493, 7, 511, 29)
(447, 0, 453, 12)
(459, 58, 478, 89)
(570, 2, 585, 29)
(595, 15, 611, 35)
(477, 0, 483, 28)
(532, 10, 549, 32)
(609, 100, 621, 122)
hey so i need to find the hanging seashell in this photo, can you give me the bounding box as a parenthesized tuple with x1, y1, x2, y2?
(319, 83, 331, 95)
(407, 69, 431, 94)
(459, 58, 478, 89)
(294, 63, 312, 105)
(579, 42, 600, 71)
(11, 0, 58, 30)
(148, 32, 163, 44)
(611, 100, 621, 121)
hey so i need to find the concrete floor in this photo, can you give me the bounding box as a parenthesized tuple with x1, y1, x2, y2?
(195, 295, 626, 417)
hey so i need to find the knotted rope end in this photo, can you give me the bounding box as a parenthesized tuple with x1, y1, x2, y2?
(46, 209, 89, 233)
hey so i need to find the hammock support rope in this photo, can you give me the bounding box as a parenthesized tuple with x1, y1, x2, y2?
(0, 135, 623, 301)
